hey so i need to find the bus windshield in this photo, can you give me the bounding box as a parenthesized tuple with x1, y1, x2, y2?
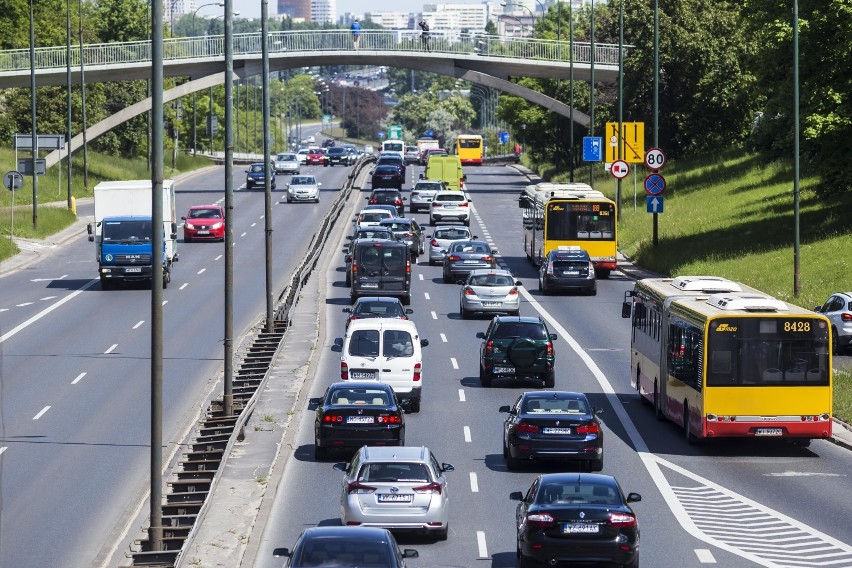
(545, 202, 615, 241)
(458, 138, 482, 148)
(706, 317, 830, 386)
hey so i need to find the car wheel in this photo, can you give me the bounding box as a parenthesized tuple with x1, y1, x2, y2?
(401, 294, 411, 306)
(345, 271, 351, 287)
(100, 276, 114, 290)
(463, 218, 470, 227)
(443, 272, 452, 284)
(506, 455, 521, 472)
(184, 235, 191, 243)
(589, 287, 597, 296)
(510, 309, 520, 317)
(683, 404, 697, 445)
(287, 196, 292, 203)
(409, 398, 421, 413)
(314, 444, 327, 460)
(502, 438, 509, 459)
(832, 327, 839, 355)
(597, 268, 612, 279)
(410, 207, 417, 214)
(460, 304, 469, 319)
(479, 365, 492, 387)
(543, 369, 555, 388)
(591, 455, 604, 472)
(162, 272, 169, 289)
(435, 524, 449, 542)
(623, 553, 639, 568)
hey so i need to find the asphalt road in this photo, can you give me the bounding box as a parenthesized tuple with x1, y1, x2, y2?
(250, 164, 852, 568)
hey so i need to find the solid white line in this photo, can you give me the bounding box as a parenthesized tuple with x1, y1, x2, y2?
(431, 311, 437, 320)
(105, 344, 118, 354)
(440, 333, 447, 342)
(71, 372, 86, 385)
(424, 292, 430, 300)
(0, 309, 8, 313)
(40, 296, 57, 301)
(476, 531, 488, 558)
(463, 426, 471, 442)
(132, 321, 144, 330)
(458, 389, 465, 402)
(180, 283, 188, 290)
(33, 406, 51, 420)
(469, 472, 479, 493)
(695, 549, 717, 563)
(215, 254, 223, 261)
(450, 357, 459, 369)
(197, 268, 206, 275)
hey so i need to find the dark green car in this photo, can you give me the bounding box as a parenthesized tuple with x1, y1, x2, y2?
(477, 316, 557, 388)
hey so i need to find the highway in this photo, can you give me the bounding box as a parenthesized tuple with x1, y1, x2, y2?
(251, 163, 852, 567)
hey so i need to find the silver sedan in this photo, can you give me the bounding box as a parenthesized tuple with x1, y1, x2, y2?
(427, 226, 473, 265)
(459, 269, 522, 319)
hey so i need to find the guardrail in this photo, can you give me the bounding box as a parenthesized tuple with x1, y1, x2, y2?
(0, 29, 622, 73)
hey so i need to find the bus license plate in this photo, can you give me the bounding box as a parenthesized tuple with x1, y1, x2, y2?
(564, 523, 599, 534)
(755, 428, 783, 436)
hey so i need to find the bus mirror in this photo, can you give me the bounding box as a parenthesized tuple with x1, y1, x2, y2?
(621, 302, 632, 318)
(518, 196, 529, 208)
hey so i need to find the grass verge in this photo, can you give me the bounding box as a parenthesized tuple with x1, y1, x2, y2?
(835, 369, 852, 428)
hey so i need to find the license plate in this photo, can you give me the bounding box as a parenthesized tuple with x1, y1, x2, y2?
(493, 366, 515, 374)
(482, 302, 501, 307)
(755, 428, 783, 436)
(350, 371, 377, 380)
(563, 523, 600, 534)
(197, 230, 209, 235)
(125, 267, 142, 273)
(361, 283, 379, 288)
(378, 494, 413, 503)
(464, 260, 480, 264)
(444, 205, 457, 209)
(563, 270, 580, 276)
(543, 427, 573, 435)
(346, 416, 374, 424)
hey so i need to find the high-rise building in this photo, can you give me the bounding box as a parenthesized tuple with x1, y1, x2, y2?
(366, 12, 414, 29)
(421, 3, 489, 31)
(164, 0, 197, 26)
(279, 0, 311, 20)
(312, 0, 336, 24)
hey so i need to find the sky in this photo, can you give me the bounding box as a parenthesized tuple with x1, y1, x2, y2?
(230, 0, 486, 22)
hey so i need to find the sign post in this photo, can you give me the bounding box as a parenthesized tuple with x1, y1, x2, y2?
(643, 147, 667, 247)
(4, 170, 24, 241)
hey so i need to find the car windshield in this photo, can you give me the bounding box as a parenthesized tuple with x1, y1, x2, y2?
(469, 274, 514, 287)
(524, 397, 588, 414)
(277, 154, 297, 160)
(296, 539, 391, 567)
(435, 228, 470, 240)
(250, 164, 264, 172)
(102, 220, 152, 242)
(358, 462, 430, 482)
(329, 148, 344, 154)
(437, 194, 465, 202)
(188, 208, 221, 219)
(493, 323, 547, 340)
(349, 329, 379, 357)
(291, 177, 315, 185)
(537, 483, 621, 506)
(354, 301, 402, 317)
(329, 388, 390, 406)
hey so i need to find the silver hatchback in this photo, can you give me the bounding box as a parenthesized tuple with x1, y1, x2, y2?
(427, 226, 473, 265)
(459, 269, 522, 319)
(339, 445, 454, 541)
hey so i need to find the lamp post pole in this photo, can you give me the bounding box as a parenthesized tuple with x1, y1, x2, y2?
(261, 0, 274, 331)
(569, 0, 574, 181)
(29, 0, 38, 229)
(223, 0, 235, 417)
(792, 0, 800, 296)
(652, 0, 659, 247)
(589, 0, 596, 188)
(616, 0, 624, 220)
(79, 0, 89, 192)
(66, 0, 72, 209)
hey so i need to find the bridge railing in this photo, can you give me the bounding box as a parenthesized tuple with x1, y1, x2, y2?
(0, 29, 622, 73)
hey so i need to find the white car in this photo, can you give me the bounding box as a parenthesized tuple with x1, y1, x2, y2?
(286, 175, 321, 203)
(427, 225, 473, 265)
(815, 292, 852, 354)
(274, 152, 300, 175)
(296, 148, 310, 164)
(430, 190, 472, 226)
(354, 208, 395, 228)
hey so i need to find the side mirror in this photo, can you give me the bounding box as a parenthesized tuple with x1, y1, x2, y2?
(402, 550, 419, 559)
(171, 222, 177, 234)
(420, 339, 430, 347)
(621, 302, 632, 318)
(813, 306, 822, 312)
(498, 405, 511, 413)
(402, 197, 407, 201)
(334, 337, 343, 348)
(441, 463, 454, 472)
(549, 333, 557, 340)
(515, 281, 523, 286)
(308, 397, 322, 407)
(473, 235, 479, 239)
(272, 548, 291, 558)
(405, 309, 414, 314)
(594, 406, 604, 415)
(244, 170, 248, 173)
(626, 492, 642, 503)
(86, 223, 93, 236)
(345, 255, 352, 263)
(342, 307, 352, 313)
(509, 491, 524, 501)
(333, 462, 348, 472)
(180, 216, 187, 220)
(476, 331, 485, 339)
(491, 248, 498, 254)
(317, 182, 322, 186)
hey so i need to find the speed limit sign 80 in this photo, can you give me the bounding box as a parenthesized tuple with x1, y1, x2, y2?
(645, 147, 666, 170)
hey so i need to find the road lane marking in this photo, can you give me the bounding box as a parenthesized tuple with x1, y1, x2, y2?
(215, 255, 223, 261)
(476, 531, 488, 558)
(162, 300, 168, 306)
(431, 311, 437, 320)
(197, 268, 206, 275)
(33, 406, 51, 420)
(251, 222, 257, 227)
(0, 309, 8, 313)
(418, 274, 423, 280)
(71, 372, 86, 385)
(424, 292, 430, 300)
(105, 344, 118, 354)
(16, 302, 33, 307)
(40, 296, 57, 301)
(470, 472, 479, 493)
(0, 447, 6, 456)
(180, 283, 188, 290)
(133, 320, 144, 329)
(450, 357, 459, 369)
(240, 232, 247, 237)
(463, 426, 471, 442)
(458, 389, 465, 402)
(695, 549, 716, 563)
(440, 333, 447, 342)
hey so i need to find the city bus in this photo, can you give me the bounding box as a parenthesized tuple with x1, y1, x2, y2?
(455, 134, 484, 165)
(518, 182, 617, 277)
(622, 276, 833, 445)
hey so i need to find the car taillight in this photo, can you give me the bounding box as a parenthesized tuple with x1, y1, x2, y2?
(404, 232, 413, 237)
(412, 192, 419, 197)
(589, 261, 595, 272)
(413, 482, 442, 494)
(485, 340, 493, 354)
(432, 202, 442, 208)
(459, 202, 469, 207)
(546, 262, 554, 275)
(406, 260, 411, 274)
(413, 362, 421, 381)
(323, 414, 344, 423)
(843, 313, 852, 321)
(340, 361, 349, 380)
(346, 481, 377, 494)
(369, 198, 377, 204)
(525, 513, 554, 527)
(609, 512, 636, 528)
(482, 256, 493, 262)
(576, 422, 600, 435)
(516, 422, 540, 433)
(431, 239, 438, 247)
(395, 199, 403, 205)
(546, 342, 553, 356)
(377, 414, 402, 424)
(352, 262, 357, 273)
(508, 287, 519, 296)
(464, 287, 475, 295)
(449, 255, 461, 261)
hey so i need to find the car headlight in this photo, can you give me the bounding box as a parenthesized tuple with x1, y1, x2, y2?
(211, 222, 223, 229)
(185, 222, 195, 229)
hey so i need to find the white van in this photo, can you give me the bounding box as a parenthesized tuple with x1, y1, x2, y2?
(381, 139, 405, 161)
(340, 319, 429, 412)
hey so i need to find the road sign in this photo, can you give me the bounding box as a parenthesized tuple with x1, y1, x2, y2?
(498, 131, 510, 144)
(14, 133, 65, 150)
(644, 173, 666, 196)
(611, 160, 630, 180)
(605, 122, 645, 163)
(425, 129, 434, 137)
(388, 124, 403, 139)
(377, 131, 385, 139)
(322, 114, 331, 125)
(582, 136, 603, 162)
(646, 196, 664, 213)
(4, 170, 24, 191)
(17, 158, 46, 176)
(645, 147, 666, 170)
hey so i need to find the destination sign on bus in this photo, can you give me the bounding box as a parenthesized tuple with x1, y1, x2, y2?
(549, 203, 611, 214)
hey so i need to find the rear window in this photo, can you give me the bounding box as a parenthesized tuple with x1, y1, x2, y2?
(358, 245, 407, 270)
(415, 182, 443, 191)
(451, 242, 488, 254)
(329, 387, 391, 406)
(382, 329, 414, 357)
(358, 462, 430, 482)
(297, 539, 391, 566)
(436, 194, 465, 202)
(349, 329, 379, 357)
(469, 274, 514, 287)
(354, 301, 402, 317)
(359, 212, 391, 223)
(552, 260, 590, 272)
(537, 483, 620, 506)
(493, 322, 548, 340)
(435, 228, 470, 240)
(524, 397, 588, 414)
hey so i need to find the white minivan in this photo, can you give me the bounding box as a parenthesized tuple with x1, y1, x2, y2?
(340, 319, 429, 412)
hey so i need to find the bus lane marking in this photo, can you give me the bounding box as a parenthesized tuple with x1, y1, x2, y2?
(133, 321, 144, 329)
(695, 549, 716, 563)
(71, 372, 86, 385)
(33, 406, 51, 420)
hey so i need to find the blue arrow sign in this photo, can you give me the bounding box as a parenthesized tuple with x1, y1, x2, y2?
(646, 196, 664, 213)
(377, 132, 385, 139)
(499, 131, 510, 144)
(583, 136, 603, 162)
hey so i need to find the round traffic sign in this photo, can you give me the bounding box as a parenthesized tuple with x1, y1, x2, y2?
(3, 170, 24, 191)
(645, 147, 666, 170)
(644, 173, 666, 196)
(611, 160, 630, 180)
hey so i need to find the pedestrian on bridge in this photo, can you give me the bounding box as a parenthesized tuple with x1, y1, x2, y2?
(418, 20, 431, 52)
(351, 19, 361, 50)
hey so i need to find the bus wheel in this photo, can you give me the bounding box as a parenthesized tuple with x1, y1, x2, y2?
(654, 382, 664, 421)
(683, 403, 696, 445)
(596, 269, 611, 279)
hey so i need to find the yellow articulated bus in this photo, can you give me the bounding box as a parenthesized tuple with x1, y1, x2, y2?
(622, 276, 833, 445)
(518, 182, 617, 277)
(455, 134, 484, 165)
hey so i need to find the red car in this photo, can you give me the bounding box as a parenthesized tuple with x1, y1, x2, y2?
(306, 149, 326, 165)
(182, 205, 225, 242)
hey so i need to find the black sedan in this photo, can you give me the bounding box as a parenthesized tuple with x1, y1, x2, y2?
(371, 165, 404, 191)
(311, 381, 405, 459)
(378, 217, 425, 260)
(273, 526, 419, 567)
(441, 240, 498, 283)
(367, 188, 406, 216)
(500, 391, 603, 471)
(511, 473, 641, 568)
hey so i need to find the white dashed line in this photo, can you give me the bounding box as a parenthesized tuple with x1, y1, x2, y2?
(450, 357, 459, 369)
(0, 309, 8, 313)
(133, 321, 144, 329)
(469, 472, 479, 493)
(0, 447, 6, 456)
(162, 300, 168, 306)
(16, 302, 33, 307)
(33, 406, 51, 420)
(458, 389, 465, 402)
(431, 311, 437, 320)
(105, 344, 118, 354)
(180, 283, 188, 290)
(215, 255, 223, 261)
(0, 279, 98, 345)
(463, 426, 471, 442)
(197, 268, 206, 275)
(71, 372, 86, 385)
(440, 333, 447, 342)
(424, 292, 430, 300)
(695, 549, 716, 563)
(251, 222, 257, 227)
(418, 274, 423, 281)
(240, 232, 247, 237)
(476, 531, 488, 558)
(40, 296, 57, 301)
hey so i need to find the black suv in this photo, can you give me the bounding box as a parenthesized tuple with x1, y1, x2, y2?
(477, 316, 557, 388)
(368, 189, 406, 216)
(325, 146, 353, 166)
(538, 248, 597, 295)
